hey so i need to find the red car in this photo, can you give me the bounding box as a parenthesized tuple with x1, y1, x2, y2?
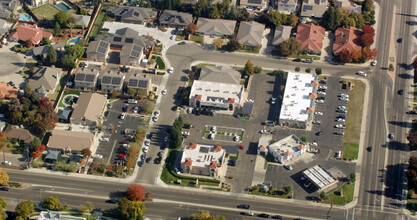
(122, 140, 130, 144)
(237, 145, 244, 149)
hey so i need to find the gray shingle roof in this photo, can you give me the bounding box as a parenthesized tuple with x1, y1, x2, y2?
(32, 43, 65, 57)
(107, 5, 156, 24)
(236, 21, 265, 47)
(199, 66, 241, 85)
(95, 27, 153, 49)
(301, 0, 329, 18)
(28, 66, 62, 93)
(86, 40, 110, 55)
(196, 18, 236, 36)
(71, 14, 91, 27)
(121, 43, 143, 58)
(159, 10, 192, 27)
(272, 25, 292, 46)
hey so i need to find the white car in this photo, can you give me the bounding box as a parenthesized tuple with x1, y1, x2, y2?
(339, 97, 349, 101)
(271, 97, 276, 104)
(357, 71, 367, 77)
(260, 130, 270, 134)
(143, 146, 149, 153)
(182, 131, 190, 136)
(311, 141, 318, 147)
(336, 118, 345, 122)
(284, 164, 293, 170)
(153, 116, 159, 122)
(319, 86, 327, 89)
(170, 35, 175, 40)
(316, 99, 324, 103)
(337, 106, 347, 109)
(93, 154, 103, 159)
(133, 106, 139, 113)
(154, 110, 160, 116)
(161, 89, 167, 95)
(371, 60, 377, 66)
(209, 133, 215, 139)
(99, 137, 110, 142)
(243, 211, 254, 216)
(2, 161, 11, 165)
(120, 113, 126, 120)
(314, 112, 323, 116)
(233, 136, 240, 142)
(167, 67, 174, 74)
(127, 99, 138, 104)
(318, 91, 326, 95)
(144, 140, 151, 146)
(335, 124, 345, 129)
(211, 126, 216, 132)
(340, 94, 349, 98)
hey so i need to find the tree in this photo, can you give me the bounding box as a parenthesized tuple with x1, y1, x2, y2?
(320, 191, 327, 201)
(0, 197, 6, 220)
(60, 54, 76, 69)
(80, 8, 88, 15)
(54, 11, 70, 27)
(14, 200, 34, 219)
(144, 102, 155, 114)
(127, 184, 146, 201)
(287, 14, 299, 27)
(135, 133, 143, 142)
(300, 135, 308, 143)
(136, 125, 148, 138)
(42, 196, 63, 211)
(65, 44, 85, 59)
(81, 148, 92, 158)
(338, 49, 352, 63)
(321, 6, 342, 31)
(408, 131, 417, 151)
(360, 33, 374, 47)
(78, 201, 94, 214)
(254, 66, 262, 74)
(350, 172, 356, 182)
(137, 89, 148, 99)
(315, 68, 322, 75)
(117, 198, 146, 220)
(226, 39, 240, 51)
(110, 90, 120, 99)
(267, 11, 286, 26)
(213, 38, 223, 50)
(0, 169, 8, 186)
(278, 38, 301, 56)
(46, 46, 57, 66)
(364, 0, 373, 8)
(284, 186, 291, 194)
(54, 22, 61, 36)
(185, 23, 198, 35)
(361, 47, 378, 61)
(244, 60, 254, 76)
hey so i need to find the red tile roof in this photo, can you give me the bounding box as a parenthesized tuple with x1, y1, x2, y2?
(296, 23, 325, 53)
(184, 159, 193, 166)
(259, 145, 267, 150)
(189, 143, 198, 149)
(11, 24, 52, 45)
(209, 162, 218, 169)
(284, 150, 292, 156)
(311, 80, 318, 85)
(306, 107, 314, 112)
(333, 26, 362, 55)
(308, 93, 316, 98)
(194, 94, 202, 100)
(298, 144, 306, 150)
(0, 82, 18, 99)
(227, 98, 235, 103)
(213, 145, 222, 151)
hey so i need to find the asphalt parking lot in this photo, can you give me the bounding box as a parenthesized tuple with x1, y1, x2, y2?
(204, 125, 244, 143)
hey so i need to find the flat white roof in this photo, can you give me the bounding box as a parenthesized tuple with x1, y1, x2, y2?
(279, 72, 316, 123)
(268, 134, 305, 156)
(181, 143, 226, 168)
(302, 165, 338, 190)
(190, 81, 244, 105)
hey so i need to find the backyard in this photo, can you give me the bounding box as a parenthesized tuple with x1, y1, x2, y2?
(151, 55, 166, 69)
(90, 13, 106, 37)
(32, 4, 60, 20)
(58, 90, 81, 108)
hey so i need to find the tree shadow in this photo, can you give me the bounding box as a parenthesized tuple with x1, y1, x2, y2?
(384, 163, 408, 201)
(406, 20, 417, 25)
(398, 73, 413, 79)
(388, 120, 413, 128)
(398, 63, 414, 70)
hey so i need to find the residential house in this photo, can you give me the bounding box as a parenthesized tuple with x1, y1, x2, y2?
(28, 66, 63, 97)
(296, 23, 325, 54)
(239, 0, 265, 10)
(274, 0, 298, 14)
(334, 0, 361, 14)
(0, 0, 21, 12)
(301, 0, 329, 18)
(196, 18, 236, 37)
(43, 150, 62, 163)
(267, 134, 307, 163)
(32, 43, 65, 60)
(86, 40, 110, 63)
(0, 10, 9, 21)
(71, 14, 91, 28)
(106, 5, 156, 24)
(26, 0, 49, 7)
(125, 73, 152, 95)
(70, 92, 107, 127)
(189, 66, 244, 113)
(95, 27, 154, 49)
(120, 43, 143, 67)
(9, 24, 53, 45)
(47, 129, 95, 155)
(332, 26, 362, 55)
(272, 25, 292, 46)
(30, 211, 86, 220)
(4, 125, 34, 144)
(236, 21, 265, 48)
(0, 82, 18, 99)
(180, 143, 226, 178)
(74, 66, 100, 90)
(99, 66, 125, 92)
(159, 10, 192, 29)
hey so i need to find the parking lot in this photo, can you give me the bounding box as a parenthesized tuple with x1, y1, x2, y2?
(204, 125, 244, 143)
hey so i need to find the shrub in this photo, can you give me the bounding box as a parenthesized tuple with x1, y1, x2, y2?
(295, 67, 300, 72)
(306, 68, 311, 73)
(315, 68, 322, 75)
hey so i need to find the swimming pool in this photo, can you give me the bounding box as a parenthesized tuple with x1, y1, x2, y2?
(68, 36, 81, 45)
(57, 2, 71, 11)
(19, 14, 31, 21)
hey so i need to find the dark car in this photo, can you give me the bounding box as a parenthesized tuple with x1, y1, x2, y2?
(408, 110, 417, 114)
(148, 132, 153, 139)
(272, 215, 283, 219)
(258, 213, 270, 218)
(397, 38, 403, 43)
(398, 89, 404, 95)
(367, 146, 373, 152)
(138, 161, 144, 167)
(0, 187, 10, 191)
(388, 133, 394, 139)
(154, 158, 161, 164)
(157, 151, 164, 157)
(229, 160, 236, 166)
(237, 204, 250, 209)
(146, 157, 152, 163)
(105, 199, 117, 204)
(292, 58, 302, 62)
(319, 80, 327, 84)
(141, 154, 146, 160)
(316, 131, 324, 136)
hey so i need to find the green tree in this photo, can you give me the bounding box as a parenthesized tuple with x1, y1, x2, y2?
(284, 186, 292, 194)
(137, 89, 148, 99)
(278, 38, 301, 56)
(350, 172, 356, 182)
(60, 54, 76, 69)
(110, 90, 120, 99)
(320, 191, 327, 201)
(54, 11, 70, 27)
(65, 44, 85, 59)
(0, 169, 8, 186)
(54, 22, 61, 36)
(226, 39, 240, 51)
(78, 201, 94, 214)
(315, 68, 322, 75)
(144, 102, 155, 114)
(42, 196, 63, 211)
(300, 135, 308, 143)
(244, 60, 254, 76)
(14, 200, 34, 219)
(227, 6, 236, 19)
(321, 6, 342, 31)
(79, 8, 88, 15)
(117, 198, 146, 220)
(46, 45, 57, 66)
(287, 14, 299, 27)
(0, 197, 6, 220)
(254, 66, 262, 74)
(267, 10, 286, 26)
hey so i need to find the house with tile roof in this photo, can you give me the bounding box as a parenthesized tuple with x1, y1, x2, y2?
(74, 65, 100, 90)
(106, 5, 157, 24)
(99, 65, 125, 92)
(28, 66, 63, 97)
(196, 18, 237, 37)
(70, 93, 107, 127)
(267, 134, 307, 163)
(47, 129, 95, 155)
(274, 0, 298, 14)
(9, 24, 53, 46)
(301, 0, 329, 18)
(0, 82, 18, 99)
(236, 21, 265, 48)
(189, 66, 244, 114)
(334, 0, 361, 14)
(180, 143, 226, 178)
(86, 40, 110, 62)
(332, 26, 362, 55)
(120, 43, 143, 67)
(95, 27, 154, 49)
(159, 10, 193, 28)
(296, 23, 325, 54)
(272, 25, 292, 46)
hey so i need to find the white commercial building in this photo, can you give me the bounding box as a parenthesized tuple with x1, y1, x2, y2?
(279, 72, 317, 127)
(302, 165, 339, 190)
(267, 134, 306, 163)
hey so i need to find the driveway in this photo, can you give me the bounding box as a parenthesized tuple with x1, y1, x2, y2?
(0, 42, 27, 87)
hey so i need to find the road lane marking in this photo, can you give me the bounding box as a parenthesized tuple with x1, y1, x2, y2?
(382, 87, 390, 210)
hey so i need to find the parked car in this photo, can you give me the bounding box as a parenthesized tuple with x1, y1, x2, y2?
(292, 58, 302, 62)
(237, 145, 244, 149)
(314, 112, 323, 116)
(388, 133, 394, 139)
(93, 154, 103, 159)
(153, 116, 159, 122)
(120, 113, 126, 120)
(164, 135, 169, 142)
(127, 99, 138, 104)
(271, 215, 283, 219)
(336, 118, 346, 122)
(408, 110, 417, 114)
(144, 140, 151, 146)
(367, 146, 373, 152)
(398, 89, 404, 95)
(167, 67, 174, 74)
(319, 86, 327, 90)
(357, 71, 367, 77)
(336, 115, 346, 119)
(161, 89, 167, 95)
(271, 97, 276, 104)
(303, 59, 313, 63)
(211, 126, 217, 132)
(178, 41, 186, 45)
(138, 161, 144, 167)
(316, 131, 324, 136)
(317, 91, 326, 95)
(312, 120, 321, 125)
(154, 110, 160, 116)
(99, 137, 110, 142)
(335, 124, 345, 129)
(233, 136, 240, 142)
(133, 106, 139, 113)
(173, 167, 181, 174)
(143, 146, 149, 153)
(158, 151, 164, 157)
(335, 131, 345, 135)
(141, 154, 146, 160)
(316, 99, 324, 103)
(107, 103, 113, 109)
(209, 133, 215, 139)
(146, 157, 152, 163)
(237, 204, 250, 209)
(371, 60, 377, 66)
(2, 161, 11, 166)
(284, 164, 293, 170)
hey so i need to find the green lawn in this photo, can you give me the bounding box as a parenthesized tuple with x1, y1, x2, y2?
(342, 80, 366, 160)
(58, 90, 81, 108)
(32, 4, 60, 20)
(236, 48, 259, 54)
(90, 13, 106, 37)
(289, 54, 321, 60)
(161, 168, 220, 187)
(190, 34, 204, 45)
(152, 56, 166, 69)
(322, 182, 355, 206)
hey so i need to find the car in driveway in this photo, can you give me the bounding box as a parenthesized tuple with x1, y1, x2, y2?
(237, 204, 250, 209)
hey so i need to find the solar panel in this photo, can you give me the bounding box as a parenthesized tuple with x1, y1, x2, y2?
(99, 41, 108, 48)
(138, 80, 148, 88)
(113, 37, 122, 42)
(75, 73, 86, 81)
(133, 45, 141, 52)
(131, 51, 140, 57)
(102, 76, 112, 84)
(248, 0, 262, 4)
(98, 47, 107, 53)
(303, 5, 313, 11)
(111, 77, 122, 85)
(129, 79, 138, 87)
(85, 74, 95, 82)
(125, 38, 133, 43)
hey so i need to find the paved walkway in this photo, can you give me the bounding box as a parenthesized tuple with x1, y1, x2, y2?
(251, 155, 267, 187)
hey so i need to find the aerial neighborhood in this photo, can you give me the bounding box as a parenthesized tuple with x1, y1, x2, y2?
(0, 0, 414, 219)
